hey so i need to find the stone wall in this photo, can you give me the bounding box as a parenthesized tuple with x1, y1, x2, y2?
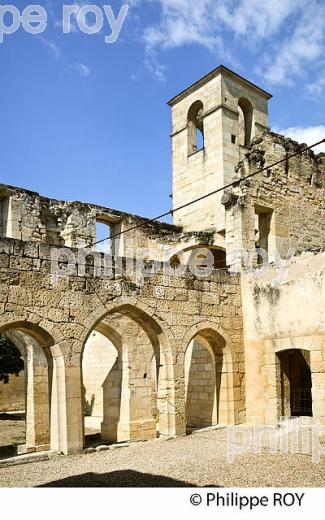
(185, 339, 217, 428)
(0, 236, 244, 453)
(241, 252, 325, 424)
(223, 132, 325, 269)
(0, 372, 25, 412)
(0, 183, 225, 265)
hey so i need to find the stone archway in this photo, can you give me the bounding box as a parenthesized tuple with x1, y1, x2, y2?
(82, 326, 121, 445)
(185, 336, 217, 430)
(0, 321, 58, 455)
(80, 303, 176, 446)
(183, 324, 240, 432)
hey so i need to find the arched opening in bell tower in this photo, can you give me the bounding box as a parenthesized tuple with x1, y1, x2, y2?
(238, 97, 253, 148)
(187, 101, 204, 156)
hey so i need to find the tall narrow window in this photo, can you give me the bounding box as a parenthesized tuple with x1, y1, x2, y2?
(95, 218, 112, 253)
(238, 97, 253, 148)
(0, 197, 9, 238)
(255, 207, 273, 265)
(187, 100, 204, 156)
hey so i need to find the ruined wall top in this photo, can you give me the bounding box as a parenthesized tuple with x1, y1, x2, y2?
(0, 183, 182, 249)
(222, 130, 325, 263)
(0, 182, 225, 263)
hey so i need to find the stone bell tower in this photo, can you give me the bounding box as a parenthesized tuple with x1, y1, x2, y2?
(168, 65, 272, 233)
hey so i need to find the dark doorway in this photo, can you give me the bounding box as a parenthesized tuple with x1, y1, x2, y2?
(277, 349, 313, 417)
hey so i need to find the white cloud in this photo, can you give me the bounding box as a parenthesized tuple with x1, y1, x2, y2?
(130, 0, 325, 87)
(275, 126, 325, 153)
(306, 69, 325, 98)
(217, 0, 301, 39)
(261, 1, 325, 86)
(40, 37, 60, 60)
(70, 63, 91, 77)
(138, 1, 226, 55)
(144, 54, 167, 81)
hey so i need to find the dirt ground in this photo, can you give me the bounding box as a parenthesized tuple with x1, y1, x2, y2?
(0, 425, 324, 488)
(0, 413, 100, 458)
(0, 413, 26, 458)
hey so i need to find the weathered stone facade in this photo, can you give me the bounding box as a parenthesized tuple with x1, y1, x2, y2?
(0, 238, 244, 453)
(241, 252, 325, 425)
(223, 131, 324, 270)
(0, 65, 324, 456)
(168, 65, 271, 233)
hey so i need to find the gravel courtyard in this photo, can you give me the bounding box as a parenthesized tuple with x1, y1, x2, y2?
(0, 427, 324, 487)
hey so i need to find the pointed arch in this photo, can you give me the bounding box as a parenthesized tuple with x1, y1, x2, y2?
(80, 302, 176, 445)
(183, 323, 238, 428)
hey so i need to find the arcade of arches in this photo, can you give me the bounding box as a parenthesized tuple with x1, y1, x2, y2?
(0, 303, 242, 454)
(0, 249, 246, 456)
(0, 243, 324, 457)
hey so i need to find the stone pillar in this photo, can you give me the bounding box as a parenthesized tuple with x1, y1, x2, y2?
(262, 351, 281, 425)
(25, 351, 50, 448)
(217, 350, 239, 425)
(310, 347, 325, 424)
(50, 347, 84, 454)
(101, 357, 122, 442)
(279, 353, 291, 418)
(102, 323, 157, 443)
(224, 197, 255, 273)
(172, 355, 186, 437)
(156, 349, 178, 438)
(6, 331, 50, 452)
(127, 327, 157, 442)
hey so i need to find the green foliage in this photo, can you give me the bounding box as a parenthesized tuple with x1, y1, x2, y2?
(0, 335, 24, 384)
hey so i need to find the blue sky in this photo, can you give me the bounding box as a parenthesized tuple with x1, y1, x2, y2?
(1, 0, 324, 219)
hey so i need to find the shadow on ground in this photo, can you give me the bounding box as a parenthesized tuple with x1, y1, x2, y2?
(38, 469, 220, 488)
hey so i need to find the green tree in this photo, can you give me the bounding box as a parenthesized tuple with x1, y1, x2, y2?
(0, 335, 24, 384)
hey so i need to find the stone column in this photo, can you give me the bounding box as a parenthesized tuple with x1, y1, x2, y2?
(172, 354, 186, 437)
(6, 331, 50, 452)
(224, 196, 256, 273)
(310, 346, 325, 424)
(25, 351, 50, 449)
(127, 327, 157, 442)
(156, 349, 178, 438)
(263, 350, 281, 425)
(50, 347, 84, 454)
(111, 323, 157, 443)
(101, 357, 122, 443)
(217, 350, 239, 425)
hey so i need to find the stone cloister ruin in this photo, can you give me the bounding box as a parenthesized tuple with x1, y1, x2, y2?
(0, 66, 324, 456)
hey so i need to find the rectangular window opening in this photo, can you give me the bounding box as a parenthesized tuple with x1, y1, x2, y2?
(95, 220, 112, 253)
(0, 197, 9, 238)
(255, 206, 273, 265)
